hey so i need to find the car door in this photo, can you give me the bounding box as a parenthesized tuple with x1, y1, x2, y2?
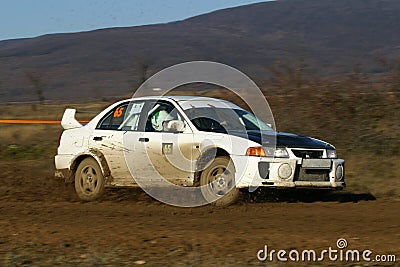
(89, 100, 145, 186)
(123, 100, 195, 186)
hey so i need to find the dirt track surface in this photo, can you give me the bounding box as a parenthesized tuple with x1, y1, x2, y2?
(0, 162, 399, 266)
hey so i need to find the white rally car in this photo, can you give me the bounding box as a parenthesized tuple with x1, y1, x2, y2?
(55, 96, 345, 205)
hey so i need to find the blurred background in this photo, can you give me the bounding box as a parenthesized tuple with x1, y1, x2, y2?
(0, 1, 399, 265)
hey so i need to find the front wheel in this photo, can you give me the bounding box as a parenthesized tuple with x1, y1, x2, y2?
(200, 156, 240, 206)
(74, 158, 105, 201)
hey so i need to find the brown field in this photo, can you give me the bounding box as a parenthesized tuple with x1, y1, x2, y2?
(0, 82, 399, 266)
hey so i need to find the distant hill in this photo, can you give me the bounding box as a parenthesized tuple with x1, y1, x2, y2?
(1, 0, 400, 102)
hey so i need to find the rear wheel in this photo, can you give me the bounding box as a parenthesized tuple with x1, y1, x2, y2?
(200, 156, 240, 206)
(74, 158, 105, 201)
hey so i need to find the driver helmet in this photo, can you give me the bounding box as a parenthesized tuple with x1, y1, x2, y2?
(151, 109, 172, 131)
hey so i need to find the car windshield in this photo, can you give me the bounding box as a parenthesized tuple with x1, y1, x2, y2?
(183, 106, 274, 133)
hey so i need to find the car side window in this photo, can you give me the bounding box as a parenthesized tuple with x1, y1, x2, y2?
(118, 101, 145, 131)
(97, 101, 145, 131)
(144, 101, 182, 132)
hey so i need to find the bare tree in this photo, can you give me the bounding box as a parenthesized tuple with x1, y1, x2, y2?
(25, 71, 46, 104)
(137, 59, 154, 87)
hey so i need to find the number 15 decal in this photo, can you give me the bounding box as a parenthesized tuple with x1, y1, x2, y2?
(162, 143, 173, 155)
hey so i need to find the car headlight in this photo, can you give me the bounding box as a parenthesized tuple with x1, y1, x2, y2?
(263, 147, 289, 158)
(246, 147, 289, 158)
(326, 149, 337, 159)
(274, 147, 289, 158)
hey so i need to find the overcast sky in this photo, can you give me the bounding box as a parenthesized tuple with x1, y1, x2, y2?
(0, 0, 271, 41)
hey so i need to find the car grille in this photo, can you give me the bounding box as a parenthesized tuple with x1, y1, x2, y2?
(292, 149, 323, 159)
(295, 167, 330, 182)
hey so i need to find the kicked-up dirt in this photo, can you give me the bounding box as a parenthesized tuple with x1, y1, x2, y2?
(0, 161, 399, 266)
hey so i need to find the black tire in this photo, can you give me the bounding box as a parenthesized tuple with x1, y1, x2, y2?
(74, 158, 105, 201)
(200, 156, 240, 206)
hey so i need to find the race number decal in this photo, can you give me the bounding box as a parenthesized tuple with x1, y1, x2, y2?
(113, 107, 125, 118)
(162, 143, 173, 155)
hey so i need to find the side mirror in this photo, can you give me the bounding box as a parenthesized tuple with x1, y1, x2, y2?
(164, 120, 185, 132)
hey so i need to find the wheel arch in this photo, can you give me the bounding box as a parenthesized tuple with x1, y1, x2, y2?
(194, 147, 233, 185)
(70, 149, 111, 182)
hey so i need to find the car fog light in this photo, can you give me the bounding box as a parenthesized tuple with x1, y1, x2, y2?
(278, 163, 292, 179)
(336, 165, 344, 181)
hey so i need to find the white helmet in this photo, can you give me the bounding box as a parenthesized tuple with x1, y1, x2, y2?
(151, 110, 172, 131)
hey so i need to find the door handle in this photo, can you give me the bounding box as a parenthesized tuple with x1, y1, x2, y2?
(138, 137, 149, 142)
(93, 136, 103, 141)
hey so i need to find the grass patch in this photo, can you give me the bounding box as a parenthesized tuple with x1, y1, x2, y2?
(0, 143, 53, 161)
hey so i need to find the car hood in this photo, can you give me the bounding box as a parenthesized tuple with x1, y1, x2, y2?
(230, 131, 334, 149)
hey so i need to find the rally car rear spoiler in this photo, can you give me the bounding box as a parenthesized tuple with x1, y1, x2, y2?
(61, 108, 82, 130)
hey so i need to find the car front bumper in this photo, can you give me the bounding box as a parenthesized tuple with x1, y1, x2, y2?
(232, 155, 345, 189)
